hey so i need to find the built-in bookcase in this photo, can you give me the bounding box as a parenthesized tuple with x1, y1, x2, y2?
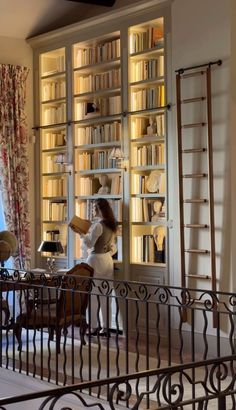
(34, 5, 169, 280)
(129, 17, 167, 267)
(39, 48, 68, 259)
(72, 32, 123, 263)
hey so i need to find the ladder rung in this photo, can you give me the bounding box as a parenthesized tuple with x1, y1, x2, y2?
(184, 199, 208, 203)
(183, 173, 207, 178)
(182, 122, 206, 129)
(184, 224, 208, 229)
(182, 148, 207, 154)
(181, 70, 206, 79)
(185, 249, 209, 254)
(182, 97, 206, 104)
(187, 274, 211, 280)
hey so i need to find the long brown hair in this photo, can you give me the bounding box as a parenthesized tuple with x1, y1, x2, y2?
(94, 198, 118, 233)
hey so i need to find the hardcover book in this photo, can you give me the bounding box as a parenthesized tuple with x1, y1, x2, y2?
(69, 215, 91, 235)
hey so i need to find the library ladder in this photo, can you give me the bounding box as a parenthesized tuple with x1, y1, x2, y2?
(175, 60, 222, 326)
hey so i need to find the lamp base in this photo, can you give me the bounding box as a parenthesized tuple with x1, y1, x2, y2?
(47, 257, 56, 274)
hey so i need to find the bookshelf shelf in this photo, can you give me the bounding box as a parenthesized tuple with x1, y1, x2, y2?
(129, 107, 166, 116)
(75, 141, 121, 151)
(74, 58, 120, 74)
(131, 135, 165, 144)
(130, 77, 164, 88)
(42, 196, 67, 200)
(42, 172, 68, 177)
(75, 195, 122, 200)
(131, 165, 165, 172)
(130, 46, 164, 59)
(74, 86, 121, 100)
(41, 71, 66, 80)
(131, 261, 165, 267)
(132, 220, 166, 226)
(75, 168, 121, 176)
(43, 220, 67, 224)
(41, 97, 66, 105)
(42, 147, 67, 154)
(131, 193, 165, 198)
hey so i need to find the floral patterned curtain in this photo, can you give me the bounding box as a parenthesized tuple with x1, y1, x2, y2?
(0, 64, 30, 269)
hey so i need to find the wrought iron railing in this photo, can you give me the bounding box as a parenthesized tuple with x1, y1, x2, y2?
(0, 267, 235, 408)
(0, 355, 235, 409)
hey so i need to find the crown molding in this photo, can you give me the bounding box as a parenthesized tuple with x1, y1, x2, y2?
(27, 0, 172, 48)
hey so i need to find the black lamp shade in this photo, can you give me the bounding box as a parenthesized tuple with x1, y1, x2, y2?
(38, 240, 64, 254)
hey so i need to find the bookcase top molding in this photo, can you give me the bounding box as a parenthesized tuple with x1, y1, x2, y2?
(27, 0, 172, 49)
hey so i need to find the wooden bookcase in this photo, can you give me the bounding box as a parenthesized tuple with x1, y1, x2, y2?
(32, 2, 170, 283)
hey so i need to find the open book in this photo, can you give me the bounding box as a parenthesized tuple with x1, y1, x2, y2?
(69, 215, 92, 235)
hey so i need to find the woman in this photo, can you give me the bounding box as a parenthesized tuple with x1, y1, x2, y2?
(80, 198, 118, 336)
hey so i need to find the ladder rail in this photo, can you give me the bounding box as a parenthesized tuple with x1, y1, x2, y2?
(206, 67, 217, 295)
(176, 73, 186, 289)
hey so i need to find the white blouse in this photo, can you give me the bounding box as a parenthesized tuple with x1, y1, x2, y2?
(81, 220, 117, 258)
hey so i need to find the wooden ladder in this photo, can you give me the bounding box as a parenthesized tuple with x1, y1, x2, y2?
(175, 60, 222, 327)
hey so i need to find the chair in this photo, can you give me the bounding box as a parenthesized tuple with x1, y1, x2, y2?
(14, 262, 94, 353)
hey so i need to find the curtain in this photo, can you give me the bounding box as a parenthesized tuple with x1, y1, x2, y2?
(0, 64, 30, 269)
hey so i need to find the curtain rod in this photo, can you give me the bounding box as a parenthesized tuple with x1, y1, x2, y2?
(175, 59, 222, 74)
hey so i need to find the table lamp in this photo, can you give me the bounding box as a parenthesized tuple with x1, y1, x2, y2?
(38, 240, 64, 274)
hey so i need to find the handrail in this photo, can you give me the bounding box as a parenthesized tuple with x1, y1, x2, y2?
(0, 354, 235, 407)
(0, 267, 235, 298)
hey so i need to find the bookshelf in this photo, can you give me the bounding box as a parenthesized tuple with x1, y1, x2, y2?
(128, 17, 167, 267)
(32, 4, 169, 282)
(72, 32, 123, 263)
(39, 48, 68, 260)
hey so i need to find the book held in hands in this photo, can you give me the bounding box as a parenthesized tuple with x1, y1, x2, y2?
(69, 215, 91, 235)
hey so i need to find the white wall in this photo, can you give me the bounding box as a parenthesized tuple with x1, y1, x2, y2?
(169, 0, 231, 292)
(0, 36, 35, 266)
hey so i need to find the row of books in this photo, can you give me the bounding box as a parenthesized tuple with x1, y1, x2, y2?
(131, 85, 165, 111)
(132, 198, 165, 222)
(42, 79, 66, 102)
(75, 174, 122, 196)
(75, 68, 121, 94)
(133, 143, 165, 166)
(42, 55, 65, 76)
(133, 235, 165, 263)
(76, 198, 122, 221)
(75, 150, 118, 170)
(132, 172, 165, 194)
(43, 177, 67, 197)
(131, 57, 164, 82)
(42, 104, 66, 126)
(129, 27, 163, 54)
(42, 131, 66, 150)
(43, 155, 67, 173)
(75, 96, 121, 120)
(43, 200, 67, 221)
(131, 115, 165, 138)
(75, 122, 121, 145)
(74, 38, 120, 68)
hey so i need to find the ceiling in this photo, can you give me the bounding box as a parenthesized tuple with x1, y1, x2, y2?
(0, 0, 138, 40)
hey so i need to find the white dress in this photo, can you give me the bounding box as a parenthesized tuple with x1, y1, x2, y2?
(81, 219, 116, 329)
